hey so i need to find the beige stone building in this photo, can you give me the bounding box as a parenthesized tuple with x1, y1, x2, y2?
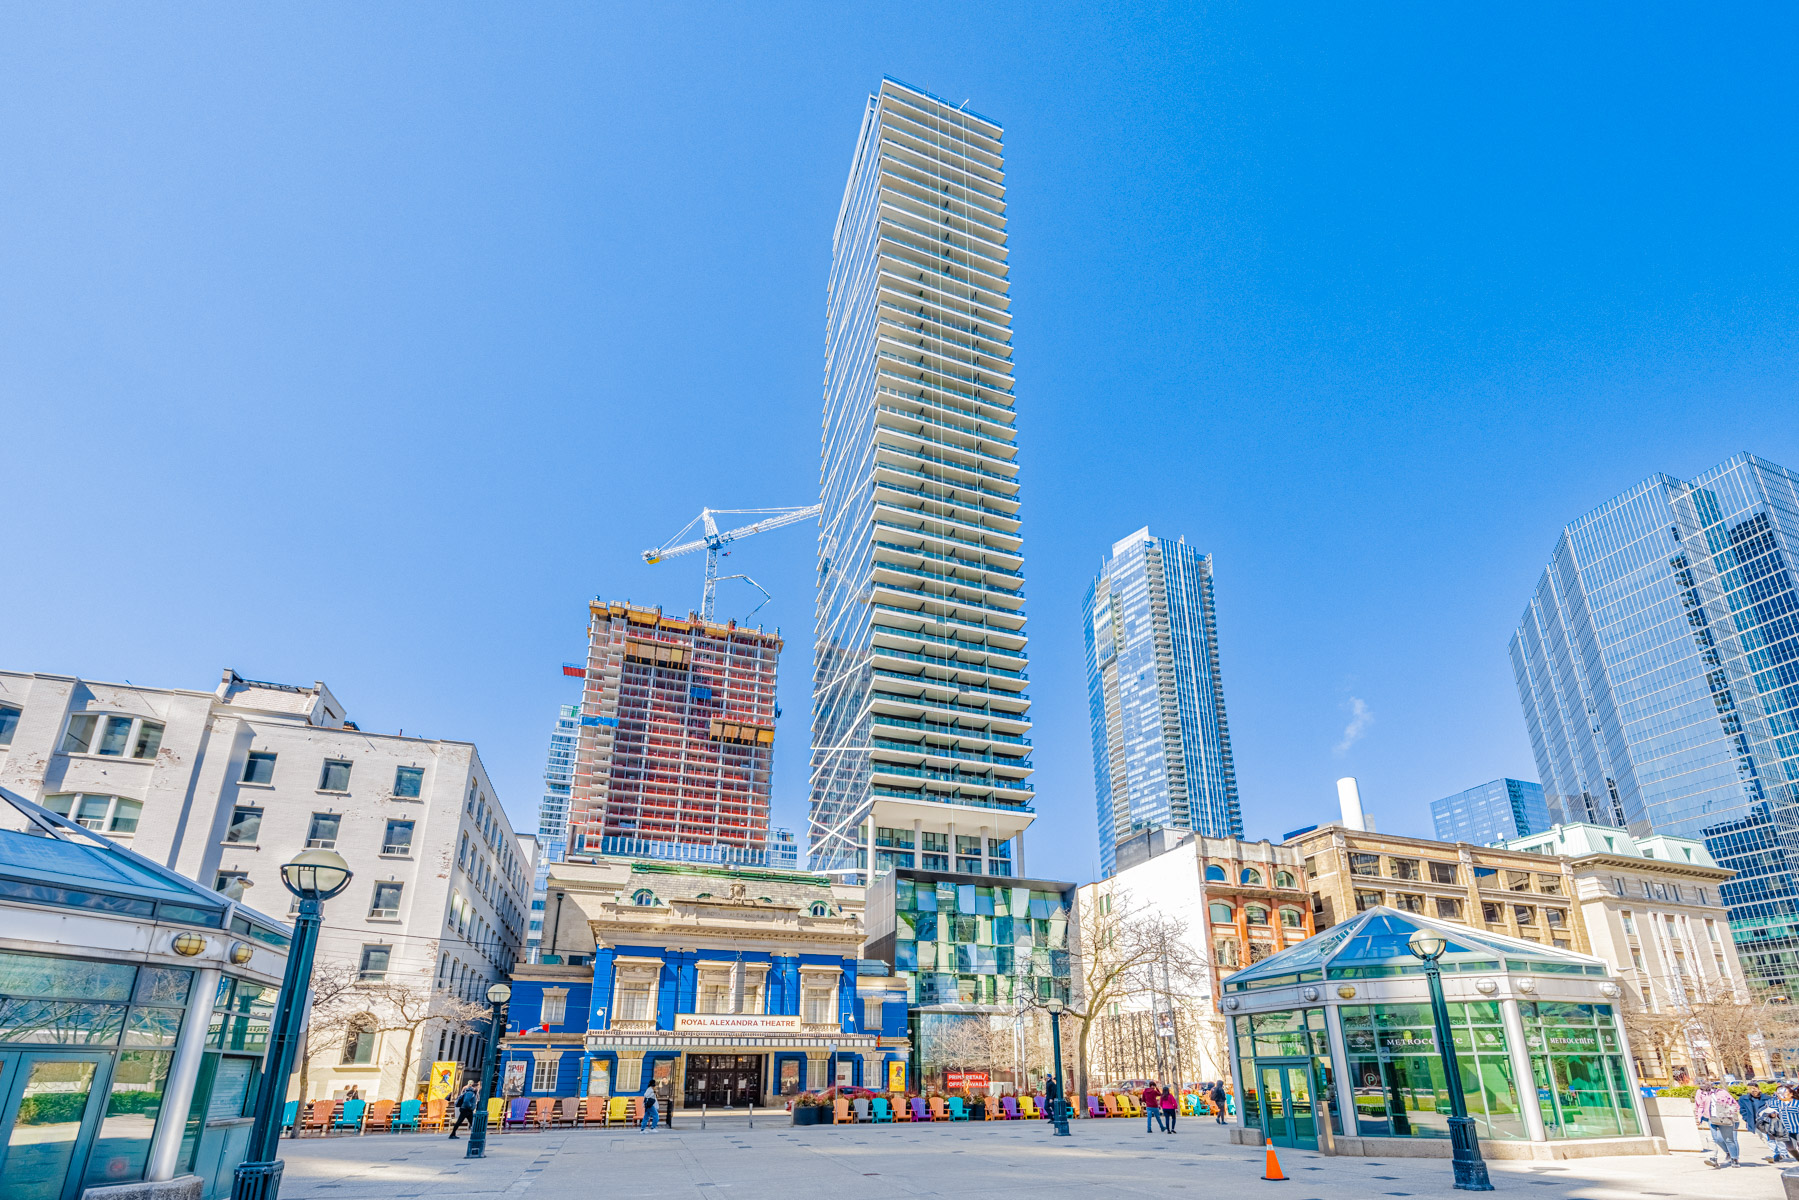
(1292, 824, 1592, 954)
(1498, 823, 1754, 1082)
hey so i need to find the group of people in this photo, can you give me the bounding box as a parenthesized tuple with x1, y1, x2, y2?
(1692, 1080, 1799, 1168)
(1135, 1082, 1230, 1133)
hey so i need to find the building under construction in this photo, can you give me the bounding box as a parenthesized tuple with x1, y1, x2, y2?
(569, 600, 781, 864)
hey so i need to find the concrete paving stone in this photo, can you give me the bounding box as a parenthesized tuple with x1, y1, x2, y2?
(274, 1118, 1780, 1200)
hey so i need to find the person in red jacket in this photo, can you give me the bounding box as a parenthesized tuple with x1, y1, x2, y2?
(1141, 1082, 1164, 1132)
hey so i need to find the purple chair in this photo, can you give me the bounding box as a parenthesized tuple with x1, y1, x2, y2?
(1000, 1096, 1021, 1120)
(909, 1097, 931, 1122)
(502, 1098, 530, 1131)
(1085, 1095, 1106, 1119)
(1032, 1094, 1048, 1118)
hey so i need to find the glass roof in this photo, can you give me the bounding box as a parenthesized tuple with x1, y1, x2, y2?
(1224, 906, 1607, 991)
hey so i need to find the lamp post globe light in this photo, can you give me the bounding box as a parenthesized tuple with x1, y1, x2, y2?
(1044, 997, 1070, 1137)
(465, 982, 513, 1158)
(1407, 927, 1492, 1192)
(232, 849, 353, 1200)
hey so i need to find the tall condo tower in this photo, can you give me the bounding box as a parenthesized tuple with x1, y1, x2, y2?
(570, 600, 781, 865)
(1512, 453, 1799, 993)
(525, 702, 579, 963)
(811, 78, 1033, 882)
(1082, 528, 1240, 877)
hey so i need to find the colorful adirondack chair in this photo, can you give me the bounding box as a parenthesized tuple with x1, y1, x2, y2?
(503, 1098, 531, 1130)
(420, 1098, 447, 1132)
(928, 1096, 949, 1121)
(583, 1095, 607, 1125)
(852, 1097, 872, 1122)
(487, 1098, 504, 1124)
(365, 1099, 395, 1132)
(1018, 1095, 1040, 1119)
(895, 1096, 913, 1121)
(1085, 1095, 1106, 1119)
(332, 1099, 365, 1132)
(946, 1097, 969, 1121)
(557, 1097, 582, 1127)
(832, 1097, 850, 1124)
(1100, 1093, 1122, 1117)
(999, 1096, 1021, 1119)
(303, 1099, 333, 1136)
(392, 1099, 421, 1131)
(606, 1096, 631, 1126)
(281, 1100, 298, 1131)
(872, 1097, 894, 1122)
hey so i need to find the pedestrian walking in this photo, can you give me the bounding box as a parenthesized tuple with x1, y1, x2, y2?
(1739, 1083, 1776, 1161)
(1209, 1080, 1228, 1124)
(639, 1092, 660, 1132)
(1160, 1083, 1178, 1133)
(1142, 1082, 1164, 1132)
(447, 1083, 477, 1139)
(1696, 1080, 1742, 1167)
(1767, 1084, 1799, 1162)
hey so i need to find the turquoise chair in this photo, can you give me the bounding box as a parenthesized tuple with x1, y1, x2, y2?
(333, 1099, 365, 1131)
(946, 1097, 970, 1121)
(281, 1100, 298, 1130)
(872, 1097, 894, 1122)
(391, 1099, 421, 1131)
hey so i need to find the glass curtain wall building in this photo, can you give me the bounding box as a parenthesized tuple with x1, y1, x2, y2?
(811, 78, 1033, 881)
(1430, 778, 1552, 845)
(526, 703, 579, 964)
(1511, 453, 1799, 994)
(1082, 528, 1241, 876)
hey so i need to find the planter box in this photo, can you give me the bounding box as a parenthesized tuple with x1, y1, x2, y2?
(792, 1106, 820, 1126)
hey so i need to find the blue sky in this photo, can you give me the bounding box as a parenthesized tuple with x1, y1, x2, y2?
(4, 5, 1797, 884)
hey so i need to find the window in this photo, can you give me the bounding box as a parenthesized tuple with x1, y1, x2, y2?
(1706, 919, 1720, 944)
(1514, 904, 1537, 925)
(1208, 902, 1235, 924)
(42, 793, 141, 834)
(631, 889, 656, 907)
(1481, 901, 1504, 923)
(369, 882, 404, 919)
(358, 945, 391, 981)
(1349, 853, 1380, 876)
(1204, 864, 1227, 882)
(1354, 889, 1383, 912)
(803, 985, 835, 1025)
(1394, 892, 1425, 913)
(615, 981, 653, 1023)
(225, 807, 262, 845)
(307, 813, 341, 849)
(342, 1014, 377, 1062)
(1275, 870, 1296, 888)
(318, 760, 352, 791)
(0, 704, 20, 746)
(1240, 868, 1263, 885)
(1545, 908, 1566, 928)
(1506, 871, 1532, 892)
(382, 820, 414, 855)
(1435, 897, 1463, 919)
(698, 982, 729, 1014)
(1215, 940, 1239, 966)
(809, 902, 831, 917)
(1389, 858, 1420, 881)
(1428, 861, 1458, 884)
(532, 1058, 558, 1092)
(1278, 907, 1303, 928)
(60, 714, 162, 759)
(1631, 947, 1646, 973)
(1245, 904, 1269, 925)
(241, 752, 277, 784)
(1697, 887, 1711, 906)
(214, 871, 250, 897)
(1622, 910, 1636, 935)
(1612, 877, 1626, 897)
(394, 766, 424, 798)
(1537, 875, 1563, 895)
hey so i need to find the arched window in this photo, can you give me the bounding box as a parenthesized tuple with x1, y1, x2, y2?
(1279, 907, 1303, 928)
(1240, 868, 1263, 886)
(632, 889, 656, 907)
(1245, 905, 1270, 926)
(1204, 864, 1227, 882)
(695, 893, 713, 900)
(1208, 902, 1235, 925)
(1275, 870, 1296, 889)
(341, 1014, 377, 1065)
(810, 902, 831, 917)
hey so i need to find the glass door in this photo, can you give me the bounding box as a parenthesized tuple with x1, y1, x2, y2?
(0, 1051, 112, 1200)
(1256, 1060, 1318, 1150)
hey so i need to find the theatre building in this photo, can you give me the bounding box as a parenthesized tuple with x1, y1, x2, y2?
(500, 856, 909, 1107)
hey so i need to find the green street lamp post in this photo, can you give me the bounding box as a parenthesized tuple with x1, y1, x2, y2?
(465, 982, 512, 1158)
(1045, 997, 1071, 1136)
(232, 850, 354, 1200)
(1407, 928, 1493, 1192)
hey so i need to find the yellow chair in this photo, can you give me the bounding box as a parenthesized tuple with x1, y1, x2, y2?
(606, 1096, 631, 1126)
(1018, 1095, 1040, 1119)
(487, 1098, 504, 1124)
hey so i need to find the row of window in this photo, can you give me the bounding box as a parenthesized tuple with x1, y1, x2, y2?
(1612, 876, 1710, 905)
(211, 870, 406, 920)
(41, 792, 142, 833)
(1208, 901, 1304, 928)
(240, 750, 424, 797)
(224, 808, 415, 855)
(1350, 888, 1570, 930)
(1332, 852, 1564, 895)
(1204, 864, 1298, 888)
(60, 713, 164, 760)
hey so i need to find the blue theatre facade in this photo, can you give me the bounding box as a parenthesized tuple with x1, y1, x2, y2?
(500, 856, 909, 1107)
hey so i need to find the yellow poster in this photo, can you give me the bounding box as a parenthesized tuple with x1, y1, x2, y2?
(887, 1060, 906, 1093)
(428, 1061, 458, 1100)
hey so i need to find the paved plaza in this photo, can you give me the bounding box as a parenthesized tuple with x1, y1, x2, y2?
(275, 1114, 1784, 1200)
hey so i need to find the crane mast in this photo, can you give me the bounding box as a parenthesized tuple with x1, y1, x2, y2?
(642, 504, 822, 621)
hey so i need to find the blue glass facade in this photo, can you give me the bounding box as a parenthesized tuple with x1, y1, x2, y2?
(1083, 528, 1240, 876)
(1430, 778, 1552, 845)
(1511, 453, 1799, 992)
(526, 704, 579, 963)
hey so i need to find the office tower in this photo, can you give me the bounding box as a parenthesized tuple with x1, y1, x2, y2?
(1430, 778, 1552, 845)
(1511, 453, 1799, 992)
(569, 600, 780, 863)
(1082, 528, 1241, 877)
(811, 78, 1033, 881)
(526, 703, 579, 963)
(770, 826, 799, 870)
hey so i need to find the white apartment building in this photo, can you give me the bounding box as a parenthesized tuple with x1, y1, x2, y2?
(1500, 822, 1755, 1082)
(0, 667, 531, 1100)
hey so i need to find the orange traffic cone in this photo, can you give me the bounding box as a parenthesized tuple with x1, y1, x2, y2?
(1262, 1138, 1288, 1181)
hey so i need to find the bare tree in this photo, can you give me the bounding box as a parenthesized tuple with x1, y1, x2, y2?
(294, 961, 364, 1108)
(367, 980, 489, 1098)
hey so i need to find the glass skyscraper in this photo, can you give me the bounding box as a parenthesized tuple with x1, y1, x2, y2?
(1511, 453, 1799, 993)
(1082, 528, 1240, 877)
(526, 702, 578, 963)
(1430, 778, 1551, 845)
(810, 78, 1033, 882)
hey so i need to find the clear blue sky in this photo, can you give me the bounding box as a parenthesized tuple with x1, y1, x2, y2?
(4, 5, 1797, 884)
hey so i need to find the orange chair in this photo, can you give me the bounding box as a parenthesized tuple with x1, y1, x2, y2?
(525, 1098, 550, 1128)
(1102, 1093, 1122, 1117)
(928, 1096, 950, 1122)
(420, 1098, 447, 1132)
(303, 1099, 333, 1136)
(833, 1097, 851, 1124)
(584, 1095, 609, 1126)
(894, 1095, 912, 1121)
(364, 1099, 395, 1132)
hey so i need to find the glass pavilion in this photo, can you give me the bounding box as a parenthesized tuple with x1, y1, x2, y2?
(1219, 907, 1653, 1157)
